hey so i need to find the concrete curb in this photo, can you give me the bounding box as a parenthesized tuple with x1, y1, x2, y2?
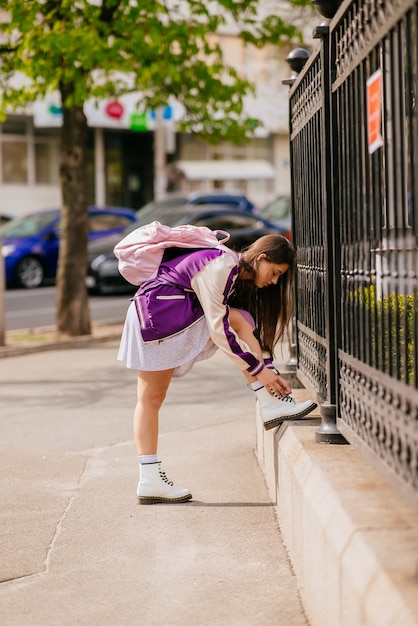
(0, 325, 123, 358)
(255, 396, 418, 626)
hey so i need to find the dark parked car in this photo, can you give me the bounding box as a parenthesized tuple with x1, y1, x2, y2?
(86, 205, 289, 294)
(137, 191, 255, 220)
(0, 206, 138, 288)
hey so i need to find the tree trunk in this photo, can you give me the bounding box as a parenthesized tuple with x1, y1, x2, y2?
(56, 93, 91, 337)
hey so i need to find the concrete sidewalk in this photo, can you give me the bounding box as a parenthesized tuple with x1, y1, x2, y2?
(0, 340, 308, 626)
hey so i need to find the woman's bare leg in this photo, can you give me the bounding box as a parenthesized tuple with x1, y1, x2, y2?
(134, 368, 191, 504)
(134, 368, 174, 455)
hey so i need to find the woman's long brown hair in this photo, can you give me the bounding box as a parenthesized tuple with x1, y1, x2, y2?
(231, 234, 296, 355)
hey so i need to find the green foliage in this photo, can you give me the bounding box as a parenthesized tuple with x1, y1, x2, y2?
(0, 0, 305, 142)
(355, 285, 417, 385)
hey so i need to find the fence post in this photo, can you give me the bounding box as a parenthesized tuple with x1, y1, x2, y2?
(312, 5, 347, 444)
(283, 50, 310, 382)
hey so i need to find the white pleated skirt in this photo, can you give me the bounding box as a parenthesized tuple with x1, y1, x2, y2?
(117, 301, 218, 378)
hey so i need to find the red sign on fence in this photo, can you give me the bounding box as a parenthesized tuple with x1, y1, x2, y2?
(366, 69, 384, 154)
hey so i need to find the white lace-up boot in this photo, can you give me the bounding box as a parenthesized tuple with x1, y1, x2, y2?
(249, 383, 317, 430)
(137, 461, 192, 504)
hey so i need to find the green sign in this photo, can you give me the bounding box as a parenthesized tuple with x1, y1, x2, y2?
(130, 112, 148, 131)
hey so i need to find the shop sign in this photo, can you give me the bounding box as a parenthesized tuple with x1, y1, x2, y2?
(366, 69, 384, 154)
(33, 94, 176, 132)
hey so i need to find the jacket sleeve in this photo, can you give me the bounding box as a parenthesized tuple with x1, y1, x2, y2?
(191, 253, 264, 375)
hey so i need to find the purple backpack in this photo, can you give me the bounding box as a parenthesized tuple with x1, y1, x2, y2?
(114, 220, 231, 286)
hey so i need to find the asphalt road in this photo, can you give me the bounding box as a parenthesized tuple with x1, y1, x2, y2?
(3, 285, 132, 331)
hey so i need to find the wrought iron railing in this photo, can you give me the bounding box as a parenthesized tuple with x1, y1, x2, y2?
(290, 50, 329, 400)
(288, 0, 418, 493)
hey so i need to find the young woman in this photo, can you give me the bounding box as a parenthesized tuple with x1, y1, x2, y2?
(117, 233, 316, 504)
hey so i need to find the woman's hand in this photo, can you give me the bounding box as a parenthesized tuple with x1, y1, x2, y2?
(256, 368, 292, 397)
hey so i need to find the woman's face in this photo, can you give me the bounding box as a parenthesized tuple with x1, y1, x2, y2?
(254, 255, 289, 289)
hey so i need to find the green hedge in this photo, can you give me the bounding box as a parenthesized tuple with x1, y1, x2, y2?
(353, 285, 416, 385)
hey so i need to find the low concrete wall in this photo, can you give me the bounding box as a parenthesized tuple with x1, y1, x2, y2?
(255, 390, 418, 626)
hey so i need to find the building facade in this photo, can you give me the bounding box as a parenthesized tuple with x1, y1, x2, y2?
(0, 6, 314, 217)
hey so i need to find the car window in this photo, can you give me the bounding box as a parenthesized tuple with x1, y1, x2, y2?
(137, 208, 190, 227)
(259, 197, 290, 220)
(88, 213, 134, 232)
(192, 214, 262, 231)
(138, 197, 188, 220)
(0, 213, 56, 237)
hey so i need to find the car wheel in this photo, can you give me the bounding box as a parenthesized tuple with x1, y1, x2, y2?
(16, 256, 44, 288)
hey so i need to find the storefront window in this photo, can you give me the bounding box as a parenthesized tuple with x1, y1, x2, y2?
(1, 119, 26, 135)
(180, 135, 208, 160)
(0, 116, 60, 184)
(35, 142, 60, 184)
(2, 141, 27, 183)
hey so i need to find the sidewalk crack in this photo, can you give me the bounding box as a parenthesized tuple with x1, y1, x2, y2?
(0, 453, 90, 588)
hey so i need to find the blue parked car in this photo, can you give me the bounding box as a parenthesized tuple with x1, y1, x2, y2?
(137, 191, 256, 220)
(0, 206, 138, 288)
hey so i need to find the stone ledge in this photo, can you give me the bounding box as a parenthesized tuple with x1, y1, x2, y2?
(255, 396, 418, 626)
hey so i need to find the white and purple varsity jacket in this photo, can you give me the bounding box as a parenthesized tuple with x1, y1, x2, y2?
(132, 247, 266, 377)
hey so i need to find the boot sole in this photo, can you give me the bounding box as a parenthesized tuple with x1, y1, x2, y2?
(263, 402, 318, 431)
(137, 493, 193, 505)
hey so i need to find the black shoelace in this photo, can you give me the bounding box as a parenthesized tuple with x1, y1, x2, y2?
(272, 393, 294, 403)
(159, 468, 174, 485)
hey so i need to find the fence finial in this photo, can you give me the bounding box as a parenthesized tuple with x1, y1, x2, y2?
(312, 0, 343, 19)
(282, 48, 310, 86)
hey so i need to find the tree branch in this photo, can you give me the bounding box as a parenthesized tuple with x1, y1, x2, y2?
(0, 45, 17, 55)
(99, 0, 123, 24)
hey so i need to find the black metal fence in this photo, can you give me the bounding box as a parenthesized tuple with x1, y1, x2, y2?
(289, 0, 418, 494)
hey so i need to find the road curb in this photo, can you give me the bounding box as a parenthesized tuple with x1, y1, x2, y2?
(0, 325, 123, 358)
